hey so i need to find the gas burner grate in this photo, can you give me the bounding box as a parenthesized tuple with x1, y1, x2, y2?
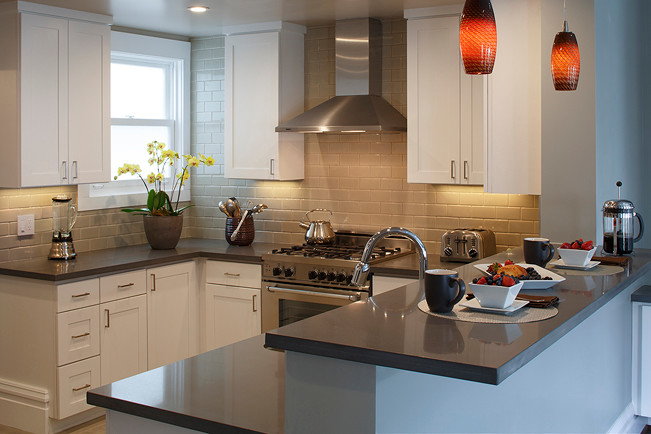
(271, 244, 403, 261)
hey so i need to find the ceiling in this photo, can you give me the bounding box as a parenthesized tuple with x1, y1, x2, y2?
(5, 0, 463, 37)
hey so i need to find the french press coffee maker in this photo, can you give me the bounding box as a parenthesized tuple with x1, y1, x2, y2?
(602, 181, 644, 255)
(48, 195, 78, 260)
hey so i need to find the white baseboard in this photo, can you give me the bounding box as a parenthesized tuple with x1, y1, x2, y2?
(609, 402, 649, 434)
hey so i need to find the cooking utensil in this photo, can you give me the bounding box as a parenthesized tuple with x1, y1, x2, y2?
(226, 198, 241, 218)
(251, 203, 268, 214)
(602, 181, 644, 255)
(230, 209, 249, 241)
(298, 208, 335, 245)
(218, 201, 231, 217)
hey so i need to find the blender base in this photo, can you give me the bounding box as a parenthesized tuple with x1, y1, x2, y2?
(49, 241, 77, 260)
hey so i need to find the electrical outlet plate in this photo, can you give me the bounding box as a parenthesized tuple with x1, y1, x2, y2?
(17, 214, 34, 236)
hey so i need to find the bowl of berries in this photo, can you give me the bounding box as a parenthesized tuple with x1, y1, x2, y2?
(469, 274, 524, 309)
(558, 239, 597, 266)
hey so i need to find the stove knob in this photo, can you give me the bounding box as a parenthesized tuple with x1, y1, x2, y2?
(317, 271, 327, 281)
(336, 273, 346, 283)
(273, 267, 283, 276)
(308, 270, 318, 280)
(468, 248, 478, 258)
(284, 267, 295, 278)
(327, 272, 336, 281)
(443, 247, 454, 257)
(346, 274, 353, 285)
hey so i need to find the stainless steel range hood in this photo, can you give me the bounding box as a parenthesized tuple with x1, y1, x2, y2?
(276, 18, 407, 133)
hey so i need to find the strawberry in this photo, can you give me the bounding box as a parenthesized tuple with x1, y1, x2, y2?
(560, 242, 572, 249)
(502, 276, 516, 287)
(477, 277, 487, 285)
(578, 238, 583, 243)
(582, 240, 594, 250)
(571, 241, 580, 249)
(504, 259, 514, 265)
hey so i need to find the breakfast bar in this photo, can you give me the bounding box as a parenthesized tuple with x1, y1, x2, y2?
(87, 247, 651, 433)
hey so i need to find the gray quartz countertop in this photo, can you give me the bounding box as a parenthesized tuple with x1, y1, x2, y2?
(0, 238, 286, 281)
(632, 285, 651, 303)
(266, 248, 651, 385)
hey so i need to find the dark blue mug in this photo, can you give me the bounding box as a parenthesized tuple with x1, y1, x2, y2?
(424, 269, 466, 313)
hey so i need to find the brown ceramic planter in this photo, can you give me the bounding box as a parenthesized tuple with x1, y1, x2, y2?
(143, 214, 183, 250)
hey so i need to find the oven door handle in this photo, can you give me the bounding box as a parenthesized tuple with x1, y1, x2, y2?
(265, 285, 362, 302)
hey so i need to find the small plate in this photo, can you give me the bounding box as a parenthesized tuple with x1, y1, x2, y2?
(459, 298, 529, 315)
(550, 259, 601, 270)
(473, 263, 566, 289)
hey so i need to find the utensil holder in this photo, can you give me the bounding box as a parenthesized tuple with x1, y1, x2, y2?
(225, 215, 255, 246)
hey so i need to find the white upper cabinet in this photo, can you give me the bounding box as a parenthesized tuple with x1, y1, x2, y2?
(0, 2, 111, 188)
(224, 22, 305, 180)
(484, 0, 542, 194)
(406, 9, 485, 185)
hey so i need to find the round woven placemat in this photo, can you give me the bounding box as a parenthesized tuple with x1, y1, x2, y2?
(550, 265, 624, 276)
(417, 300, 558, 324)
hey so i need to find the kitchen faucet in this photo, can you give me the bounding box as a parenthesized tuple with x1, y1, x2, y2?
(352, 227, 428, 296)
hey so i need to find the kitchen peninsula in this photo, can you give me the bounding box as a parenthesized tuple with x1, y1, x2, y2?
(85, 247, 651, 433)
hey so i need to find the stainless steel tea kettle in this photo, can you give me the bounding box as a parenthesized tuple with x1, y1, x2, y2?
(602, 181, 644, 255)
(298, 209, 335, 245)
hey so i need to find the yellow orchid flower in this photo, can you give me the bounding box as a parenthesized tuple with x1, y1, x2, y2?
(205, 156, 215, 166)
(146, 173, 156, 184)
(187, 156, 201, 167)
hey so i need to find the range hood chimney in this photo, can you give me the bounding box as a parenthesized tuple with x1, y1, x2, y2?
(276, 18, 407, 133)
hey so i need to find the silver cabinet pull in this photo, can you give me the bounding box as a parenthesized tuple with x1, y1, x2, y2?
(463, 160, 469, 179)
(71, 292, 90, 298)
(150, 273, 156, 291)
(72, 160, 78, 180)
(266, 286, 361, 302)
(71, 332, 90, 339)
(252, 294, 257, 312)
(450, 160, 456, 179)
(223, 272, 240, 277)
(270, 159, 275, 176)
(61, 161, 68, 180)
(117, 283, 134, 288)
(105, 308, 110, 328)
(72, 384, 91, 392)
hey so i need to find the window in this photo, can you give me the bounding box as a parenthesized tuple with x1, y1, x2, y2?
(78, 32, 190, 211)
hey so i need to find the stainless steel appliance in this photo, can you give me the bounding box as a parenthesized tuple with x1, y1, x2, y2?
(602, 181, 645, 255)
(261, 232, 413, 331)
(298, 209, 336, 245)
(48, 195, 78, 260)
(440, 228, 496, 262)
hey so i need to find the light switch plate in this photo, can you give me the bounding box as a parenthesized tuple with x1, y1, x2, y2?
(17, 214, 34, 236)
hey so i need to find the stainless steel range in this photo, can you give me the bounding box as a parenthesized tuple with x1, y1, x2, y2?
(261, 232, 413, 331)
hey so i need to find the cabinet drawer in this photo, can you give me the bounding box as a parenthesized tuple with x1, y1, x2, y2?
(57, 279, 100, 313)
(57, 305, 100, 366)
(56, 356, 100, 419)
(100, 270, 146, 303)
(205, 261, 261, 288)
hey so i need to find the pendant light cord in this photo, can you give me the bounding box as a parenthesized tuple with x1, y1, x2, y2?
(563, 0, 567, 23)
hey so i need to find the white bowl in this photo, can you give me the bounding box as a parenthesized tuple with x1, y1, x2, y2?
(558, 246, 597, 266)
(469, 281, 524, 309)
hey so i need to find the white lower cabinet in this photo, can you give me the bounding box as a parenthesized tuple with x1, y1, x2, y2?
(205, 284, 261, 351)
(100, 295, 147, 386)
(56, 356, 101, 420)
(633, 300, 651, 416)
(147, 262, 199, 370)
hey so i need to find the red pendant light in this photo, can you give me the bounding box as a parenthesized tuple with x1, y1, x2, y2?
(551, 1, 580, 91)
(459, 0, 497, 75)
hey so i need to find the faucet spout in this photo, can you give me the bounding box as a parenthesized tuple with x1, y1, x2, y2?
(352, 227, 428, 292)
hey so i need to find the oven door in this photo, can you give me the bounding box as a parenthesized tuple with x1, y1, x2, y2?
(261, 282, 367, 332)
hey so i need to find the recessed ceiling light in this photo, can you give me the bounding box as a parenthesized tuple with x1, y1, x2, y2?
(188, 6, 209, 13)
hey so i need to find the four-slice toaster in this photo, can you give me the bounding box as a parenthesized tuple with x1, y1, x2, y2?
(440, 229, 497, 262)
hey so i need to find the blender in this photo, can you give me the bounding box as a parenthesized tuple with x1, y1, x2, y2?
(48, 195, 78, 260)
(602, 181, 645, 255)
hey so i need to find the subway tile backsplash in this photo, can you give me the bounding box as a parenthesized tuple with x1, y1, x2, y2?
(0, 20, 538, 262)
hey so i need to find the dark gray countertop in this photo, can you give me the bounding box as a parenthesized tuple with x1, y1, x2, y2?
(87, 334, 285, 434)
(632, 285, 651, 303)
(266, 248, 651, 385)
(0, 238, 284, 281)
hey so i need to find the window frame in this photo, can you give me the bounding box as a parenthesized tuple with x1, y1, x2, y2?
(78, 31, 191, 212)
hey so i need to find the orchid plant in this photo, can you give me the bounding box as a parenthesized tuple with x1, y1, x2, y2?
(114, 140, 214, 216)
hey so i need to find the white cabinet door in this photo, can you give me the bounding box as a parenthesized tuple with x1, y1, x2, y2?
(20, 13, 68, 187)
(484, 0, 541, 194)
(100, 295, 147, 386)
(68, 20, 110, 184)
(147, 262, 198, 370)
(205, 284, 261, 351)
(407, 15, 484, 185)
(224, 27, 304, 181)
